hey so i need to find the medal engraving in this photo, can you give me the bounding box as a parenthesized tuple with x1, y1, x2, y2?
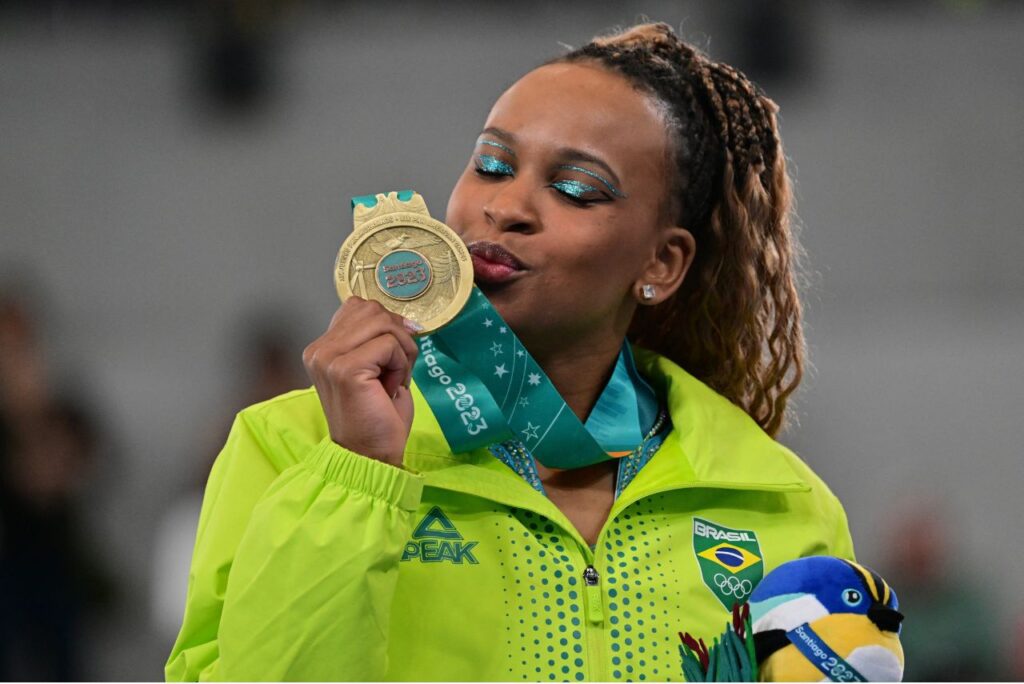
(375, 249, 432, 301)
(335, 195, 472, 334)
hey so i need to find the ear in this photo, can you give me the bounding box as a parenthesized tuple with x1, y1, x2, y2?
(634, 226, 696, 305)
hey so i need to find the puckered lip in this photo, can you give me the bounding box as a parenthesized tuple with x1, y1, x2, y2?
(466, 240, 529, 271)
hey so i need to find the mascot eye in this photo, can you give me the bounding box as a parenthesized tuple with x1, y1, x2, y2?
(842, 588, 863, 606)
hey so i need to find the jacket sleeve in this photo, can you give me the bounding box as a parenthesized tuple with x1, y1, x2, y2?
(829, 493, 857, 562)
(165, 411, 424, 681)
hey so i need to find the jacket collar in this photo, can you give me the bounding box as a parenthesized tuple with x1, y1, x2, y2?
(404, 348, 807, 498)
(627, 349, 808, 495)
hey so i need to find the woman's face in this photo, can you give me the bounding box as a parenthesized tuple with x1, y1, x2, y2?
(445, 61, 686, 354)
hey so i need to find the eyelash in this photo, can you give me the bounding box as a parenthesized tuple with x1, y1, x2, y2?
(473, 155, 607, 205)
(474, 154, 514, 177)
(551, 179, 602, 204)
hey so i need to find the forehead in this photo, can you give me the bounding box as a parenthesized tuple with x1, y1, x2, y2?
(485, 62, 669, 174)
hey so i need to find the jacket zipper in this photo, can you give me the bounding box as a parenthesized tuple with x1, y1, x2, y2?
(581, 562, 609, 681)
(583, 566, 604, 624)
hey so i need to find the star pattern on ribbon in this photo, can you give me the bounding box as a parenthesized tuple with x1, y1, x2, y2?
(415, 285, 648, 472)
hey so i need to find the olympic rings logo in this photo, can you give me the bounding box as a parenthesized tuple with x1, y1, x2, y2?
(714, 573, 753, 598)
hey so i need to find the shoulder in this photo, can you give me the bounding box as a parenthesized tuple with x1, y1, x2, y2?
(237, 386, 326, 430)
(229, 387, 330, 471)
(635, 348, 851, 547)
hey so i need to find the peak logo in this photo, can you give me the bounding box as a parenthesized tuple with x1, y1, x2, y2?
(402, 507, 479, 565)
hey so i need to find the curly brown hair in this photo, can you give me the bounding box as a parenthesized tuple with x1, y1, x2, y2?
(554, 23, 805, 438)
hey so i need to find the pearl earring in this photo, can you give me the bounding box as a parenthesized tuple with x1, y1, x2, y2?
(641, 284, 656, 301)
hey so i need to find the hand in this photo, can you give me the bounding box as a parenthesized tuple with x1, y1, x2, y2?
(302, 298, 420, 467)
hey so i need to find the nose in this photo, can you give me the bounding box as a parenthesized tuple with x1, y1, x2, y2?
(483, 180, 538, 234)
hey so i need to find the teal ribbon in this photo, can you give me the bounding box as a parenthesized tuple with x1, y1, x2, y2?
(352, 190, 659, 470)
(585, 341, 659, 453)
(413, 286, 658, 469)
(352, 190, 415, 208)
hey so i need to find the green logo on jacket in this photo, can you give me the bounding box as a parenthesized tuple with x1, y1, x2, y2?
(692, 517, 763, 610)
(402, 507, 479, 564)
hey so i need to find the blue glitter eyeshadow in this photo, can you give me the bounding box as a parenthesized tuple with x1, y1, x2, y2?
(477, 139, 516, 156)
(551, 179, 599, 199)
(476, 154, 514, 176)
(558, 164, 627, 198)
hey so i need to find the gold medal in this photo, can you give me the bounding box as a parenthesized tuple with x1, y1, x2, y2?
(334, 191, 473, 334)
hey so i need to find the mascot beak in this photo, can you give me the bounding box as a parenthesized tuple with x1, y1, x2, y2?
(867, 603, 904, 633)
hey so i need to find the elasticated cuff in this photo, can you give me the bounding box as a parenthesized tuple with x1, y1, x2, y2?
(303, 437, 424, 512)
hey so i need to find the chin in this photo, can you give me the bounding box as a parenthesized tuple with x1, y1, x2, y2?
(485, 295, 526, 332)
(478, 280, 521, 314)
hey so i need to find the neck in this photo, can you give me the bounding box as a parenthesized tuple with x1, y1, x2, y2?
(529, 337, 624, 501)
(508, 303, 637, 493)
(520, 324, 635, 503)
(528, 335, 624, 424)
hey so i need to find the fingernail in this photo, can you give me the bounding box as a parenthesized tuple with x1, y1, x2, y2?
(403, 318, 424, 333)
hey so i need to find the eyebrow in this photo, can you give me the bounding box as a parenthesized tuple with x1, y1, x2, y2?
(478, 126, 627, 197)
(477, 139, 515, 156)
(478, 128, 517, 156)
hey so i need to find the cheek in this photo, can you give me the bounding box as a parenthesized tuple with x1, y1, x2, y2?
(556, 222, 649, 281)
(538, 234, 644, 307)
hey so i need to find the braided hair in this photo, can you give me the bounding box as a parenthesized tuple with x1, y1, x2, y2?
(553, 23, 805, 437)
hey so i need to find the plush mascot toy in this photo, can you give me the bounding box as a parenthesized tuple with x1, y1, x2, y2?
(679, 556, 904, 682)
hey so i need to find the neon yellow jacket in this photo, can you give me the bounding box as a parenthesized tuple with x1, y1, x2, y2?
(166, 350, 854, 681)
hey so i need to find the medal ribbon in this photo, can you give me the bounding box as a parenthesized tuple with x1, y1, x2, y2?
(412, 287, 658, 469)
(785, 623, 868, 683)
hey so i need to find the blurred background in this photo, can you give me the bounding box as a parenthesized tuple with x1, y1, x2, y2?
(1, 0, 1022, 680)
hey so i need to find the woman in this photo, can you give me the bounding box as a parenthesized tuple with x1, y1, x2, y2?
(167, 23, 853, 682)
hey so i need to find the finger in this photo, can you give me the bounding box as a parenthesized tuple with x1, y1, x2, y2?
(367, 306, 421, 364)
(331, 299, 419, 351)
(368, 333, 413, 399)
(305, 330, 411, 390)
(328, 295, 381, 328)
(342, 333, 413, 398)
(328, 301, 348, 328)
(329, 296, 378, 328)
(317, 309, 419, 362)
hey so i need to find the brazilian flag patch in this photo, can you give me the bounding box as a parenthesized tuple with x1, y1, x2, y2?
(692, 517, 764, 610)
